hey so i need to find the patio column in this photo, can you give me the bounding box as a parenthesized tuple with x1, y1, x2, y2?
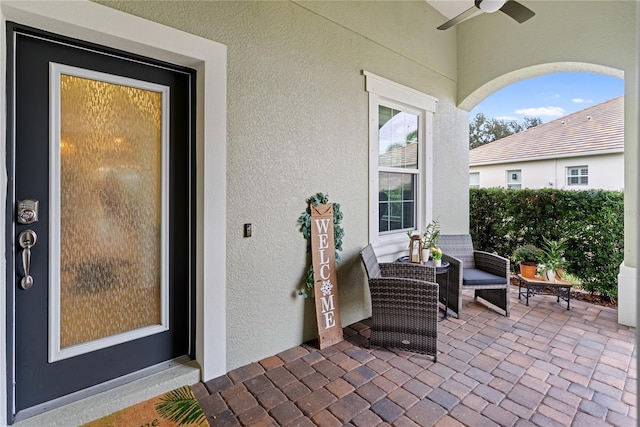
(617, 23, 639, 326)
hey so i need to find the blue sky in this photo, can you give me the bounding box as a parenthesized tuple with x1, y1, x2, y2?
(469, 72, 624, 123)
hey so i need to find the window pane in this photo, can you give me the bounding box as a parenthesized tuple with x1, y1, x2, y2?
(567, 166, 588, 186)
(378, 105, 418, 169)
(469, 172, 479, 187)
(378, 173, 389, 232)
(379, 172, 415, 232)
(507, 170, 521, 184)
(58, 73, 164, 350)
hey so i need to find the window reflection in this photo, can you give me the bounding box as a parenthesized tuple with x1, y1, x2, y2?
(379, 172, 416, 232)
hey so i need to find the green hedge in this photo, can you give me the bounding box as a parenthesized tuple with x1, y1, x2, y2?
(469, 188, 624, 299)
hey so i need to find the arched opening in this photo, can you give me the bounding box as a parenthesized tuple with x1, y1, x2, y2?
(461, 63, 634, 327)
(459, 63, 623, 113)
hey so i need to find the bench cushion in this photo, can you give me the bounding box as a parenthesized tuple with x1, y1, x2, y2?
(463, 268, 507, 286)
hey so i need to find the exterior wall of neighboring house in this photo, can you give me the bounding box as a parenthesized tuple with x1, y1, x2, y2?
(470, 152, 625, 190)
(0, 0, 637, 422)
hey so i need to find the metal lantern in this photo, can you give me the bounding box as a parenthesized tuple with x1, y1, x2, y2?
(409, 235, 423, 264)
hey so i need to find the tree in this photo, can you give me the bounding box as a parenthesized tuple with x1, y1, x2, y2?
(469, 113, 542, 149)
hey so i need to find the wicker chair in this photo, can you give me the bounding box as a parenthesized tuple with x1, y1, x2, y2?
(361, 244, 439, 361)
(437, 234, 510, 318)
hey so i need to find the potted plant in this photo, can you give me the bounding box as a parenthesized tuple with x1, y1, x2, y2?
(431, 247, 443, 267)
(406, 218, 440, 262)
(422, 219, 440, 249)
(540, 237, 567, 282)
(512, 244, 544, 278)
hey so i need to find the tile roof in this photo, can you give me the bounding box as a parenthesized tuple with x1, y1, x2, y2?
(469, 96, 624, 166)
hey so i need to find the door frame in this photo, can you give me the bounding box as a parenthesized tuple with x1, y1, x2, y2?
(1, 1, 228, 423)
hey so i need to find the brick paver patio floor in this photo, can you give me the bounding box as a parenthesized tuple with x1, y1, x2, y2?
(193, 286, 637, 426)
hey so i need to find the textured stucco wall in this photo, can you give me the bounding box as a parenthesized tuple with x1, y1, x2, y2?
(470, 153, 625, 190)
(456, 1, 635, 108)
(95, 0, 465, 369)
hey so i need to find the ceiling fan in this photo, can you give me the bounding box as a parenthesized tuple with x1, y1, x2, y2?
(437, 0, 535, 30)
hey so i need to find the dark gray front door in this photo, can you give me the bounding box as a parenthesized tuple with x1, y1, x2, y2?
(6, 23, 195, 420)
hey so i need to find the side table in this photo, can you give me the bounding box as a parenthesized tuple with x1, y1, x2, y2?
(427, 260, 450, 320)
(397, 257, 450, 320)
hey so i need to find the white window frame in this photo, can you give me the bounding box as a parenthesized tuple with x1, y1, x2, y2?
(567, 165, 589, 186)
(364, 71, 437, 258)
(507, 169, 522, 189)
(469, 172, 480, 188)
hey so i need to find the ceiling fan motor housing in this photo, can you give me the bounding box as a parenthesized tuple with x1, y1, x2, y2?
(438, 0, 533, 30)
(475, 0, 507, 13)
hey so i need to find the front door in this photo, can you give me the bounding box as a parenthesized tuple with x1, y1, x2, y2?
(6, 24, 195, 420)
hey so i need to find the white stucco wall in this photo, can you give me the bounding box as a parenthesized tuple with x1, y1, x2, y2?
(456, 0, 637, 326)
(471, 152, 625, 190)
(92, 0, 467, 369)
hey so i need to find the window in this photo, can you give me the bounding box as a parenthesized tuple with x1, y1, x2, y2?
(378, 106, 418, 233)
(507, 170, 521, 189)
(469, 172, 480, 188)
(364, 71, 437, 251)
(567, 166, 588, 186)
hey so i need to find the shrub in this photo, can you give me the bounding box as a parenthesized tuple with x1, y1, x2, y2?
(512, 244, 544, 265)
(470, 188, 624, 299)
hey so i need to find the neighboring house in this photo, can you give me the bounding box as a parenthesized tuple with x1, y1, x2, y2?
(0, 1, 637, 425)
(469, 97, 624, 190)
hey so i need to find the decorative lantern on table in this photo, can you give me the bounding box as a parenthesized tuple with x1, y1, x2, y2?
(409, 235, 423, 263)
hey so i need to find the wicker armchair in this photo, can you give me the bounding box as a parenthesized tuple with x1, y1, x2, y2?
(437, 234, 510, 318)
(361, 244, 439, 361)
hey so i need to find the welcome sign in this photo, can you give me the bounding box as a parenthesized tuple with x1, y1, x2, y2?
(309, 203, 343, 349)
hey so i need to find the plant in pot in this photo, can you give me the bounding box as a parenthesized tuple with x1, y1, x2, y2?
(431, 247, 443, 267)
(512, 244, 544, 278)
(540, 237, 567, 282)
(421, 219, 440, 261)
(406, 218, 440, 262)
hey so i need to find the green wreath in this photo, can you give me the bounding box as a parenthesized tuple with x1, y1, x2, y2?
(297, 192, 344, 298)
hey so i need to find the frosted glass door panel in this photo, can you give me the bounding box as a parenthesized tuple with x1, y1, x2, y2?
(49, 64, 169, 361)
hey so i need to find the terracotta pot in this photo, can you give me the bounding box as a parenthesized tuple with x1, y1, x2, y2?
(519, 263, 537, 278)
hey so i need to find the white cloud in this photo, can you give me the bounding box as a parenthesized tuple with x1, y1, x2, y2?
(515, 106, 565, 117)
(572, 98, 593, 104)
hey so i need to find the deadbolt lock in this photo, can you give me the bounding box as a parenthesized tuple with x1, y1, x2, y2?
(17, 199, 39, 224)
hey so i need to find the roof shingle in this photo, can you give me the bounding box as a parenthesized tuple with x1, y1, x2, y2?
(469, 96, 624, 165)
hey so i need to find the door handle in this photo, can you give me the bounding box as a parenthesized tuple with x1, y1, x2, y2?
(18, 229, 37, 290)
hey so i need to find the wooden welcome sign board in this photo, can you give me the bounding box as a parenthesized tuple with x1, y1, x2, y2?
(309, 203, 343, 349)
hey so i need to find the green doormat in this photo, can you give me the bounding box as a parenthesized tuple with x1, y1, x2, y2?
(82, 385, 209, 427)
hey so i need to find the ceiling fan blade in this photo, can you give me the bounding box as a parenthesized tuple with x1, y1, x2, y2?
(437, 5, 478, 30)
(499, 0, 535, 23)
